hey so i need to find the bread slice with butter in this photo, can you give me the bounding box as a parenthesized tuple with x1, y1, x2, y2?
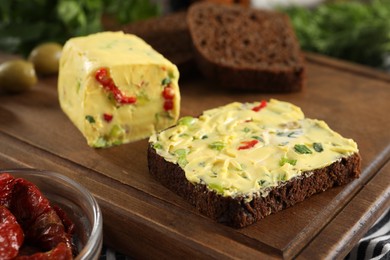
(58, 31, 180, 148)
(148, 99, 361, 228)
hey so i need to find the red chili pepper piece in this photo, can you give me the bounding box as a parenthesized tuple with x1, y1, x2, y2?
(238, 140, 259, 150)
(162, 84, 175, 111)
(103, 113, 113, 123)
(119, 95, 137, 104)
(163, 99, 174, 111)
(162, 86, 175, 100)
(0, 205, 24, 259)
(95, 68, 112, 86)
(106, 81, 116, 92)
(252, 100, 267, 112)
(95, 68, 137, 105)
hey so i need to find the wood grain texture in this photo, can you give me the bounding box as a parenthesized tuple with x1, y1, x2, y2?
(0, 52, 389, 259)
(299, 162, 390, 259)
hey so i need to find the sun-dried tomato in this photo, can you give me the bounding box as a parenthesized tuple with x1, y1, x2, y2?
(0, 173, 76, 259)
(9, 178, 51, 229)
(25, 208, 73, 253)
(15, 242, 72, 260)
(0, 205, 24, 259)
(0, 173, 16, 208)
(53, 205, 75, 236)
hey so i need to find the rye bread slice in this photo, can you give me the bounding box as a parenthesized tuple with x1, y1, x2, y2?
(187, 2, 305, 92)
(148, 146, 361, 228)
(122, 11, 195, 76)
(147, 99, 361, 228)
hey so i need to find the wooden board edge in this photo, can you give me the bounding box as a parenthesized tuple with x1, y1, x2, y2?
(297, 159, 390, 259)
(304, 52, 390, 83)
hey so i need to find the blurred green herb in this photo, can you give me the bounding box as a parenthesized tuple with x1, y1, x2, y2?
(283, 0, 390, 69)
(0, 0, 160, 56)
(103, 0, 161, 25)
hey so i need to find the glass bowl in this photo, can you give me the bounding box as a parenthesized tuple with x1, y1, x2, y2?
(0, 168, 103, 260)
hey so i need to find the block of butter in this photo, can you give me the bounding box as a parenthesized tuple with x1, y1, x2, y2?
(58, 31, 180, 148)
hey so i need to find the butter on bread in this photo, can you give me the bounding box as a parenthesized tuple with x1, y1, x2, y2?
(148, 99, 361, 227)
(58, 31, 180, 148)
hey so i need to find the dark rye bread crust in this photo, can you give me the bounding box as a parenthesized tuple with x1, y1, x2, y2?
(121, 11, 195, 76)
(148, 145, 361, 228)
(187, 2, 305, 92)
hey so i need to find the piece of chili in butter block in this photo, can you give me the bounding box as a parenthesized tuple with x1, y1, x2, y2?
(58, 31, 180, 148)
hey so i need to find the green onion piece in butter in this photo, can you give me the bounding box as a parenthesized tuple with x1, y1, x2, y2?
(93, 137, 107, 148)
(85, 115, 95, 123)
(136, 92, 150, 105)
(174, 149, 187, 157)
(251, 136, 264, 142)
(174, 149, 188, 167)
(153, 143, 163, 150)
(178, 116, 195, 126)
(208, 141, 225, 151)
(313, 142, 324, 152)
(109, 125, 125, 138)
(279, 173, 288, 181)
(294, 144, 312, 154)
(161, 77, 171, 86)
(177, 157, 188, 167)
(168, 70, 175, 79)
(76, 81, 81, 94)
(243, 127, 251, 133)
(279, 157, 297, 166)
(208, 183, 225, 194)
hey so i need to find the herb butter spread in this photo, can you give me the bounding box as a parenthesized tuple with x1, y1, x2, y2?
(149, 99, 358, 199)
(58, 31, 180, 148)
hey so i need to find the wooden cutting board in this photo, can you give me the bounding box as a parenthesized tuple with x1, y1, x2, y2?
(0, 52, 389, 259)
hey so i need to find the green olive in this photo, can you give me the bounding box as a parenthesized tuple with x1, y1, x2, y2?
(0, 59, 37, 93)
(28, 42, 62, 75)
